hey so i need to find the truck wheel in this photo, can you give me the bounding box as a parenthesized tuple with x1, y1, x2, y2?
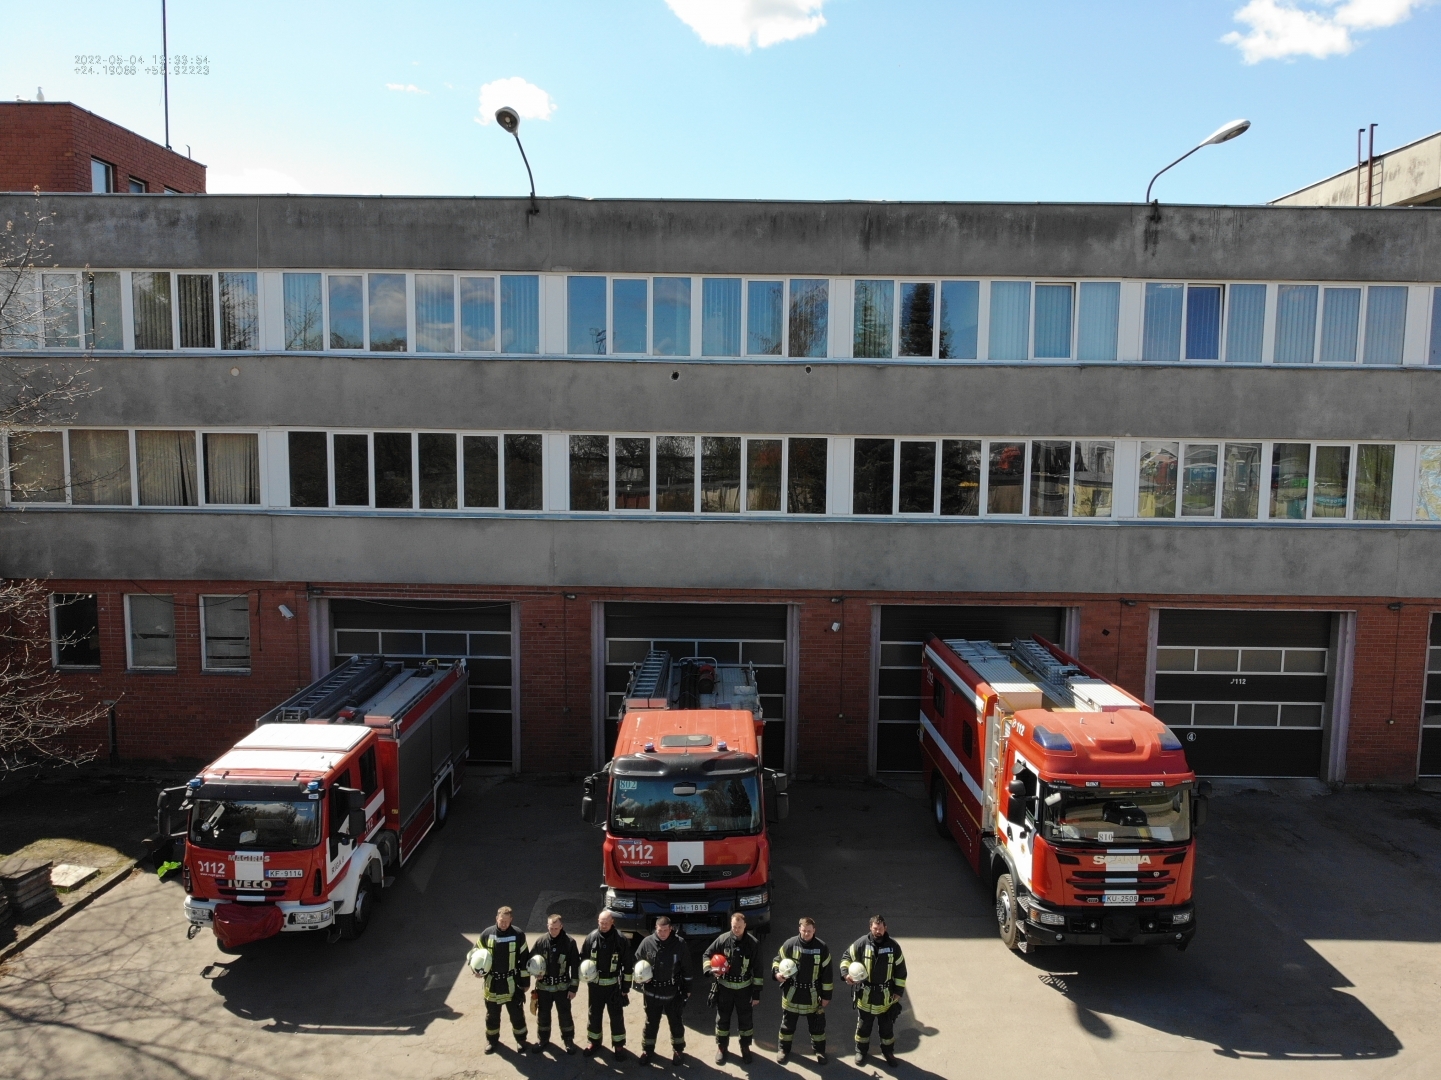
(931, 778, 951, 840)
(375, 830, 400, 872)
(995, 874, 1023, 951)
(434, 783, 451, 830)
(338, 878, 374, 941)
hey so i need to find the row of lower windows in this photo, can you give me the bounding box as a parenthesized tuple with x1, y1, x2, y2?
(50, 592, 249, 672)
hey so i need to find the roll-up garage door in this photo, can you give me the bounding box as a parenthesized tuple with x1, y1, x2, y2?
(1153, 610, 1334, 777)
(876, 606, 1066, 772)
(603, 603, 789, 770)
(1421, 614, 1441, 777)
(330, 599, 514, 767)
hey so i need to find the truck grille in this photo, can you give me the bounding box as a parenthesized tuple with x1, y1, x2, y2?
(624, 865, 745, 884)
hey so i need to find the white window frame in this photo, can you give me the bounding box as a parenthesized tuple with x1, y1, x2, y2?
(198, 429, 265, 507)
(48, 591, 101, 671)
(124, 592, 177, 671)
(199, 593, 252, 674)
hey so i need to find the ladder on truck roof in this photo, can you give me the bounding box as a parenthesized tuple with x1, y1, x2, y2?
(261, 655, 400, 725)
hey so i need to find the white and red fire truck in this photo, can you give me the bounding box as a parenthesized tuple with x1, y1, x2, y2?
(919, 635, 1207, 952)
(581, 652, 789, 938)
(157, 656, 469, 949)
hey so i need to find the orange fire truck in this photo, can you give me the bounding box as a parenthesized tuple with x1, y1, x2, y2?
(919, 635, 1208, 952)
(157, 656, 469, 949)
(581, 652, 789, 938)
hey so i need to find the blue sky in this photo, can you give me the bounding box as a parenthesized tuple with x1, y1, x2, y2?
(9, 0, 1441, 204)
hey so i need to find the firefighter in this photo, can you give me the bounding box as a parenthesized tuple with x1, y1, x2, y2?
(773, 916, 834, 1064)
(703, 911, 764, 1065)
(843, 914, 907, 1067)
(528, 912, 580, 1055)
(634, 916, 693, 1065)
(477, 905, 530, 1053)
(580, 908, 634, 1059)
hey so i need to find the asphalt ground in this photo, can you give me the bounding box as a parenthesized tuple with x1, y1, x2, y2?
(1, 774, 1439, 1080)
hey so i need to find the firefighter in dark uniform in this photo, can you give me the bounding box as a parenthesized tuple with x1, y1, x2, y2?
(528, 912, 580, 1055)
(773, 916, 834, 1064)
(634, 916, 694, 1064)
(843, 914, 907, 1067)
(704, 911, 764, 1065)
(477, 905, 530, 1053)
(581, 908, 634, 1059)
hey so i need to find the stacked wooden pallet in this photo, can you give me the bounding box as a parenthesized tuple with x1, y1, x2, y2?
(0, 856, 57, 918)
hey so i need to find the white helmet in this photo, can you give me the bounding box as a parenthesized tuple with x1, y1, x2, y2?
(847, 961, 867, 982)
(579, 958, 600, 983)
(526, 954, 546, 977)
(633, 959, 654, 984)
(468, 946, 492, 974)
(777, 958, 799, 979)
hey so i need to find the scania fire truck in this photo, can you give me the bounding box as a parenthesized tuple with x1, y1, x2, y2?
(919, 635, 1208, 952)
(581, 652, 789, 939)
(157, 656, 469, 949)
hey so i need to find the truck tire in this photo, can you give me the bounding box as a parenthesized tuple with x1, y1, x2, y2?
(931, 778, 951, 840)
(338, 878, 375, 940)
(375, 830, 400, 872)
(434, 782, 451, 830)
(995, 874, 1023, 951)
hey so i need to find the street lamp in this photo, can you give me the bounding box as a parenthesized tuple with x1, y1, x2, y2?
(1145, 119, 1251, 204)
(495, 106, 539, 216)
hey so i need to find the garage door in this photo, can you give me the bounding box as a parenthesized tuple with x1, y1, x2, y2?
(1153, 610, 1333, 778)
(330, 599, 515, 767)
(603, 603, 789, 770)
(1422, 614, 1441, 776)
(876, 606, 1066, 772)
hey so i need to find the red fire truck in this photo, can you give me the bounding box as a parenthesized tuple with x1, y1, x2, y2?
(919, 635, 1207, 952)
(581, 652, 789, 938)
(157, 656, 470, 949)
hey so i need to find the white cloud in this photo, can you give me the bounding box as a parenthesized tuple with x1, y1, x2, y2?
(1222, 0, 1427, 63)
(665, 0, 826, 49)
(385, 82, 428, 94)
(475, 77, 556, 125)
(206, 167, 312, 194)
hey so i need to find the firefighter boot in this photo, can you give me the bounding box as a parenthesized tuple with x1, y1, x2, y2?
(714, 1039, 728, 1065)
(740, 1039, 754, 1064)
(530, 1041, 548, 1055)
(485, 1038, 499, 1055)
(816, 1050, 828, 1065)
(583, 1042, 601, 1057)
(855, 1049, 868, 1067)
(564, 1039, 578, 1055)
(613, 1046, 630, 1062)
(778, 1044, 792, 1063)
(673, 1048, 685, 1065)
(883, 1047, 898, 1067)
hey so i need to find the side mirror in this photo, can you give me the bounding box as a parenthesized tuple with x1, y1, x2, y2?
(770, 770, 789, 794)
(347, 807, 366, 837)
(1197, 780, 1213, 798)
(1007, 778, 1027, 800)
(1192, 796, 1209, 829)
(581, 795, 596, 825)
(156, 785, 190, 837)
(345, 788, 366, 811)
(775, 790, 790, 822)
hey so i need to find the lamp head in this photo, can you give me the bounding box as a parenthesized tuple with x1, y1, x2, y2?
(495, 107, 520, 135)
(1203, 119, 1250, 146)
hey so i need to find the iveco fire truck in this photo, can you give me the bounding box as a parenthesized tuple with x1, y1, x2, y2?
(919, 635, 1208, 952)
(156, 656, 469, 949)
(581, 652, 789, 939)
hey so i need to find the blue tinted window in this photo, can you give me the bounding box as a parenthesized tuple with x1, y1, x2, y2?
(1225, 284, 1265, 362)
(368, 273, 407, 352)
(1141, 283, 1182, 361)
(613, 279, 647, 353)
(1274, 284, 1317, 363)
(327, 275, 362, 350)
(1362, 286, 1407, 365)
(746, 281, 783, 355)
(988, 281, 1030, 361)
(898, 282, 935, 357)
(1185, 285, 1222, 360)
(938, 281, 978, 359)
(500, 275, 539, 354)
(1033, 284, 1073, 359)
(853, 279, 894, 358)
(1319, 287, 1360, 363)
(788, 279, 828, 358)
(702, 278, 741, 356)
(568, 276, 607, 355)
(653, 277, 691, 356)
(459, 276, 495, 351)
(1076, 282, 1119, 361)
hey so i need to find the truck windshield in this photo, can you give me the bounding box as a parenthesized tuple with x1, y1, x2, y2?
(189, 799, 321, 851)
(1042, 786, 1191, 845)
(609, 775, 761, 837)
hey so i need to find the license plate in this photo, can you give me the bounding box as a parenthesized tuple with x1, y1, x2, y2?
(682, 923, 712, 935)
(1104, 893, 1139, 905)
(672, 902, 708, 914)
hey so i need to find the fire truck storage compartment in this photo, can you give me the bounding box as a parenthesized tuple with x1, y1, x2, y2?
(330, 599, 514, 766)
(876, 606, 1065, 771)
(1423, 614, 1441, 777)
(603, 603, 789, 769)
(1152, 609, 1336, 777)
(386, 670, 470, 826)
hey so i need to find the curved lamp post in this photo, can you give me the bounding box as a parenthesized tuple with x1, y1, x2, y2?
(1146, 119, 1251, 204)
(495, 106, 539, 216)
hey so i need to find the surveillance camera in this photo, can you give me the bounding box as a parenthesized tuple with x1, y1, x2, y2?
(278, 604, 295, 620)
(831, 622, 841, 632)
(495, 106, 520, 134)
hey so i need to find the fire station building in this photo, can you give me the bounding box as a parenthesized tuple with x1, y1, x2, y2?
(3, 194, 1441, 784)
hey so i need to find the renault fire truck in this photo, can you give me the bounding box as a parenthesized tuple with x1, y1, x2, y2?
(919, 635, 1208, 952)
(157, 656, 469, 949)
(581, 652, 789, 939)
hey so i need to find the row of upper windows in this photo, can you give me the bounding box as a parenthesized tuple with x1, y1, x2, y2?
(6, 270, 1441, 365)
(11, 428, 1441, 523)
(50, 592, 249, 673)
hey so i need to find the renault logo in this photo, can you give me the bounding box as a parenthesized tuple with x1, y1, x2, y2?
(680, 859, 693, 873)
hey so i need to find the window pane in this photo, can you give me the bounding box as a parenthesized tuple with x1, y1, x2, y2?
(84, 272, 123, 349)
(1075, 282, 1119, 362)
(702, 278, 741, 356)
(746, 439, 781, 511)
(504, 433, 543, 510)
(1270, 442, 1311, 519)
(1033, 284, 1073, 359)
(613, 279, 647, 354)
(7, 431, 65, 502)
(940, 439, 981, 515)
(899, 441, 936, 512)
(1363, 286, 1407, 365)
(787, 437, 826, 514)
(1354, 444, 1394, 521)
(1312, 445, 1350, 518)
(500, 274, 539, 353)
(53, 593, 101, 667)
(1275, 284, 1318, 363)
(1185, 285, 1222, 360)
(1418, 445, 1441, 520)
(287, 431, 328, 507)
(746, 281, 783, 355)
(938, 281, 979, 360)
(136, 430, 198, 506)
(1028, 439, 1070, 516)
(847, 278, 893, 357)
(368, 273, 407, 352)
(42, 273, 80, 348)
(1138, 441, 1179, 518)
(203, 432, 260, 505)
(1181, 443, 1218, 516)
(1319, 287, 1360, 363)
(570, 435, 610, 511)
(1225, 283, 1266, 362)
(128, 593, 175, 669)
(459, 276, 496, 351)
(202, 595, 251, 671)
(333, 434, 370, 506)
(653, 277, 692, 356)
(701, 436, 741, 512)
(177, 273, 214, 348)
(463, 434, 499, 507)
(1072, 440, 1113, 517)
(374, 432, 413, 507)
(853, 438, 895, 514)
(1432, 288, 1441, 366)
(788, 279, 828, 358)
(1141, 283, 1182, 361)
(989, 281, 1030, 361)
(1, 271, 38, 349)
(327, 275, 363, 349)
(284, 272, 323, 350)
(657, 435, 695, 511)
(218, 272, 258, 350)
(131, 271, 173, 349)
(987, 441, 1025, 513)
(616, 437, 651, 509)
(91, 159, 111, 192)
(69, 429, 131, 505)
(1221, 442, 1262, 519)
(419, 432, 457, 508)
(415, 274, 456, 353)
(898, 282, 934, 357)
(568, 275, 607, 355)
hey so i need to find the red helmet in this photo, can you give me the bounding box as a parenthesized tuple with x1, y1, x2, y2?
(710, 953, 727, 971)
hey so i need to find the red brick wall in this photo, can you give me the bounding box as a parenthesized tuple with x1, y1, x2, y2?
(0, 102, 205, 193)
